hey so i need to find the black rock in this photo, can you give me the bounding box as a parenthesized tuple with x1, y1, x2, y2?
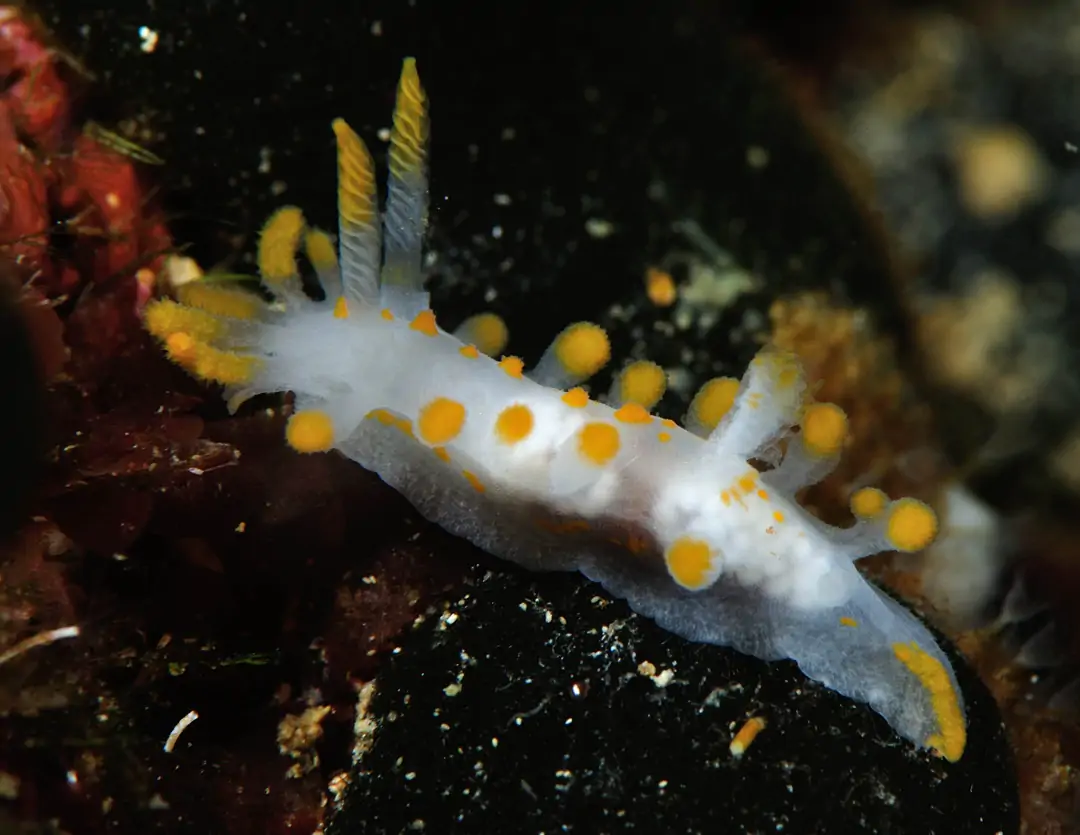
(331, 566, 1017, 835)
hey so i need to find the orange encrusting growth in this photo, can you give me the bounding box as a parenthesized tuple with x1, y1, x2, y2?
(891, 642, 966, 762)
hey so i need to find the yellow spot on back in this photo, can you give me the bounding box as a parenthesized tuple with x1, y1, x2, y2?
(850, 487, 888, 519)
(554, 322, 610, 378)
(410, 309, 439, 336)
(645, 267, 677, 307)
(333, 296, 349, 319)
(459, 344, 480, 359)
(892, 642, 966, 762)
(614, 403, 653, 424)
(286, 410, 335, 453)
(801, 402, 848, 457)
(618, 360, 667, 408)
(381, 308, 395, 321)
(462, 470, 486, 493)
(457, 313, 509, 357)
(304, 227, 339, 271)
(418, 397, 466, 445)
(657, 431, 672, 443)
(578, 422, 620, 465)
(495, 404, 534, 445)
(691, 377, 739, 430)
(665, 537, 716, 590)
(562, 387, 589, 408)
(773, 510, 785, 523)
(499, 356, 525, 379)
(433, 447, 451, 463)
(144, 299, 221, 343)
(736, 471, 758, 495)
(839, 616, 858, 627)
(756, 489, 769, 500)
(729, 716, 767, 757)
(258, 206, 306, 284)
(176, 282, 261, 320)
(720, 490, 731, 507)
(661, 418, 677, 428)
(885, 498, 938, 552)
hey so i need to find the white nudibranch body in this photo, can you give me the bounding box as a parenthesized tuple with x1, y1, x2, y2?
(143, 58, 966, 762)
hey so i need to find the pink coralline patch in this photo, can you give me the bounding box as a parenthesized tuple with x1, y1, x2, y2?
(0, 8, 70, 151)
(0, 99, 49, 276)
(54, 133, 173, 290)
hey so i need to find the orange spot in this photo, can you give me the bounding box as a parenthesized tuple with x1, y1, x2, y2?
(661, 418, 677, 428)
(665, 537, 715, 590)
(657, 431, 672, 443)
(645, 266, 677, 307)
(418, 397, 466, 445)
(368, 408, 396, 426)
(333, 296, 349, 319)
(578, 422, 620, 465)
(840, 616, 858, 627)
(495, 404, 534, 445)
(773, 510, 785, 523)
(720, 491, 731, 507)
(410, 309, 439, 336)
(462, 470, 486, 493)
(562, 387, 589, 408)
(459, 344, 480, 359)
(381, 308, 395, 321)
(499, 356, 525, 379)
(433, 447, 451, 463)
(614, 403, 652, 424)
(756, 489, 769, 500)
(737, 471, 757, 494)
(730, 717, 767, 757)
